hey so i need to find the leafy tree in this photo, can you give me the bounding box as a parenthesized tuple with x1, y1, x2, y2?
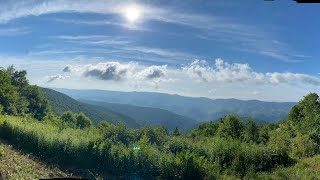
(288, 93, 320, 132)
(76, 112, 92, 129)
(258, 125, 270, 144)
(24, 85, 50, 120)
(189, 121, 219, 138)
(7, 66, 29, 92)
(288, 105, 304, 124)
(0, 68, 19, 115)
(217, 115, 244, 139)
(61, 111, 77, 123)
(243, 120, 259, 143)
(0, 104, 3, 114)
(172, 127, 182, 136)
(102, 124, 135, 145)
(6, 66, 29, 114)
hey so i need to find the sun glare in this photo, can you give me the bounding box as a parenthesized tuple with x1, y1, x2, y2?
(123, 6, 142, 23)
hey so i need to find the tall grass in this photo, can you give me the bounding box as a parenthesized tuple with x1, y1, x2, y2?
(0, 115, 294, 179)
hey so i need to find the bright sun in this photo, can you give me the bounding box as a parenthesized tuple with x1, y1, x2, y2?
(123, 6, 142, 22)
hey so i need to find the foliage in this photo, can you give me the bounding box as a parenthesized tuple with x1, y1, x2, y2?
(288, 93, 320, 133)
(76, 112, 92, 129)
(172, 127, 182, 136)
(0, 140, 71, 180)
(189, 121, 219, 138)
(258, 155, 320, 179)
(217, 114, 244, 139)
(0, 66, 49, 119)
(0, 115, 295, 179)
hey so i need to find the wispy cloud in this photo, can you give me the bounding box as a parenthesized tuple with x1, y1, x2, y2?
(0, 0, 308, 62)
(54, 35, 131, 46)
(0, 27, 31, 36)
(53, 18, 150, 31)
(49, 35, 198, 64)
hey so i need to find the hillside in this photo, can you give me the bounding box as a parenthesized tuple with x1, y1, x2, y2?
(41, 88, 141, 128)
(42, 88, 198, 131)
(258, 155, 320, 179)
(55, 88, 297, 122)
(0, 140, 70, 179)
(80, 99, 198, 131)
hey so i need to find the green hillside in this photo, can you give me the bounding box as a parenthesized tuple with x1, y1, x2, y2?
(0, 139, 71, 179)
(81, 99, 198, 131)
(41, 88, 140, 128)
(258, 155, 320, 179)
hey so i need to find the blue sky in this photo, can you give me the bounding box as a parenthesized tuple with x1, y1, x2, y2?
(0, 0, 319, 101)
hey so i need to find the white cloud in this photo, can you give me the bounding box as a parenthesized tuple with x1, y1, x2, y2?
(266, 72, 320, 86)
(53, 18, 150, 31)
(47, 74, 67, 83)
(82, 62, 132, 81)
(182, 58, 320, 86)
(62, 58, 320, 87)
(64, 61, 168, 82)
(136, 65, 167, 80)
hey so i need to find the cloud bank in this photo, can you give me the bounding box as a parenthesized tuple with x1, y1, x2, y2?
(60, 58, 320, 86)
(184, 59, 320, 85)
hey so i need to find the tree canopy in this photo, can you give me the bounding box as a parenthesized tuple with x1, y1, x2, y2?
(0, 66, 49, 119)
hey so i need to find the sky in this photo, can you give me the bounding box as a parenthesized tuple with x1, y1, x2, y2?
(0, 0, 319, 102)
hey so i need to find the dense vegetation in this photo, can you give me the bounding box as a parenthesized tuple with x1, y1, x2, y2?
(0, 139, 70, 179)
(0, 66, 49, 119)
(0, 67, 319, 179)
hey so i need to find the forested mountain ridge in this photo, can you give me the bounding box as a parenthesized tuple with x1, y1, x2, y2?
(42, 88, 198, 131)
(41, 88, 141, 128)
(80, 99, 198, 131)
(55, 88, 297, 122)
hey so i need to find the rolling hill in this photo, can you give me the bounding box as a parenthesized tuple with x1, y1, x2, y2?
(80, 99, 198, 131)
(42, 88, 198, 131)
(54, 88, 297, 122)
(41, 88, 141, 128)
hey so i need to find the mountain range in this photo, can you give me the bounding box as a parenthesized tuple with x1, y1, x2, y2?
(53, 88, 297, 122)
(42, 88, 198, 131)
